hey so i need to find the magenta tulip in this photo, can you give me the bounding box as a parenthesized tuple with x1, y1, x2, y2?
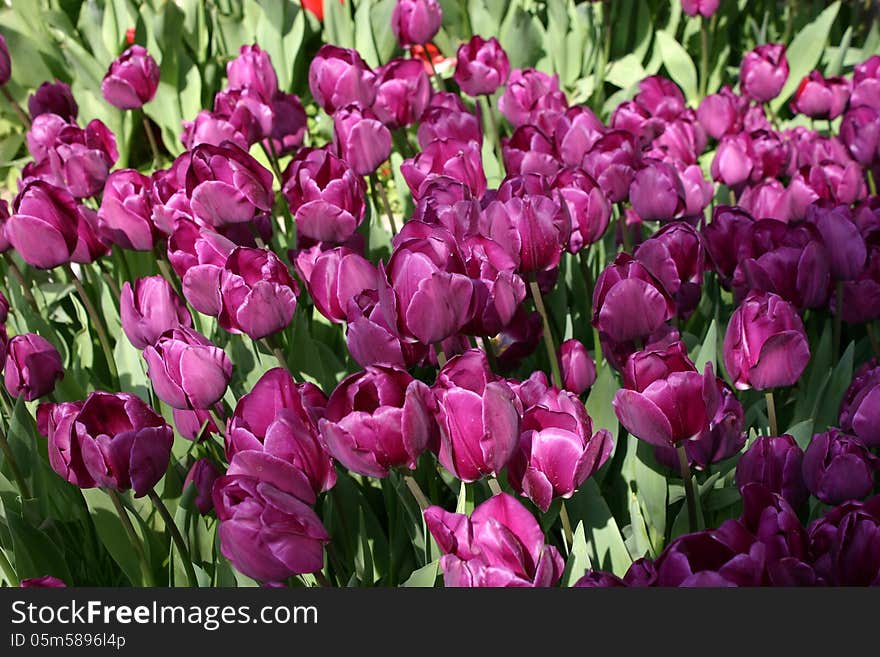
(120, 276, 192, 350)
(101, 46, 160, 110)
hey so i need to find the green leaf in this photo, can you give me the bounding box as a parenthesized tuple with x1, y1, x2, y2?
(634, 440, 667, 555)
(81, 489, 143, 586)
(567, 479, 632, 577)
(402, 560, 439, 587)
(561, 521, 592, 586)
(4, 502, 73, 584)
(785, 419, 814, 451)
(815, 341, 853, 432)
(586, 366, 619, 458)
(694, 319, 718, 373)
(655, 31, 699, 105)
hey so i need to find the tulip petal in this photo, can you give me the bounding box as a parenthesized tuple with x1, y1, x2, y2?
(613, 389, 674, 447)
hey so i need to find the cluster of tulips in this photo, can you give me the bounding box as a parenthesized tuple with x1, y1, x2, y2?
(0, 0, 879, 587)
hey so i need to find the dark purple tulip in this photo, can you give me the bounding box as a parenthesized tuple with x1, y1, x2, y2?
(144, 327, 233, 410)
(97, 169, 156, 251)
(305, 247, 377, 324)
(681, 0, 720, 17)
(185, 142, 274, 227)
(0, 290, 8, 323)
(806, 204, 866, 281)
(559, 339, 596, 395)
(213, 463, 330, 582)
(808, 495, 880, 586)
(345, 291, 429, 370)
(791, 71, 851, 120)
(211, 88, 273, 145)
(28, 81, 78, 121)
(281, 147, 366, 244)
(333, 104, 392, 176)
(4, 333, 63, 401)
(218, 247, 299, 340)
(454, 36, 510, 97)
(181, 110, 248, 151)
(634, 76, 687, 122)
(320, 366, 435, 478)
(460, 236, 526, 337)
(412, 175, 480, 239)
(495, 307, 543, 371)
(551, 168, 611, 251)
(120, 276, 192, 350)
(425, 492, 564, 587)
(635, 221, 704, 318)
(502, 125, 560, 177)
(44, 119, 118, 199)
(20, 576, 66, 588)
(432, 349, 521, 481)
(401, 138, 486, 199)
(803, 429, 878, 505)
(653, 523, 764, 587)
(0, 199, 10, 254)
(69, 204, 109, 266)
(840, 105, 880, 166)
(723, 291, 809, 390)
(265, 92, 307, 156)
(840, 360, 880, 447)
(582, 131, 638, 203)
(0, 35, 9, 86)
(167, 219, 235, 316)
(740, 43, 789, 103)
(697, 86, 744, 139)
(509, 387, 613, 511)
(184, 458, 221, 515)
(630, 160, 686, 222)
(614, 342, 720, 448)
(498, 68, 568, 134)
(101, 45, 160, 110)
(373, 59, 432, 128)
(7, 180, 79, 269)
(173, 408, 220, 442)
(417, 106, 482, 148)
(736, 434, 809, 508)
(308, 45, 376, 115)
(226, 44, 278, 102)
(38, 391, 173, 496)
(391, 0, 442, 47)
(592, 254, 675, 345)
(574, 571, 627, 587)
(553, 106, 605, 167)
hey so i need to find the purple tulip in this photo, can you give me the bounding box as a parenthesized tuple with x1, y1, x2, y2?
(4, 333, 63, 401)
(634, 221, 704, 318)
(840, 106, 880, 166)
(723, 291, 810, 390)
(97, 169, 157, 251)
(803, 429, 878, 505)
(320, 366, 435, 478)
(401, 138, 486, 199)
(412, 176, 480, 239)
(167, 219, 234, 315)
(735, 435, 809, 508)
(7, 180, 80, 269)
(551, 168, 611, 251)
(630, 160, 686, 221)
(558, 339, 596, 395)
(38, 391, 173, 496)
(305, 247, 377, 324)
(432, 349, 521, 481)
(373, 59, 432, 128)
(20, 576, 66, 588)
(681, 0, 719, 17)
(502, 125, 560, 178)
(345, 291, 429, 370)
(791, 71, 851, 120)
(173, 408, 220, 442)
(652, 524, 765, 587)
(28, 81, 78, 121)
(808, 496, 880, 586)
(582, 131, 637, 203)
(852, 55, 880, 108)
(181, 110, 249, 151)
(26, 114, 70, 163)
(634, 76, 687, 122)
(120, 276, 192, 350)
(508, 387, 613, 511)
(391, 0, 442, 47)
(281, 147, 366, 244)
(610, 100, 658, 141)
(264, 91, 308, 156)
(648, 116, 707, 166)
(455, 236, 523, 338)
(838, 245, 880, 323)
(144, 327, 233, 410)
(226, 44, 278, 103)
(40, 119, 118, 199)
(217, 247, 299, 340)
(0, 35, 9, 86)
(740, 43, 789, 103)
(840, 360, 880, 447)
(806, 204, 866, 281)
(592, 253, 675, 345)
(425, 492, 565, 587)
(498, 68, 568, 134)
(739, 178, 792, 222)
(184, 458, 221, 515)
(453, 36, 510, 97)
(211, 88, 273, 146)
(308, 45, 376, 115)
(0, 290, 8, 323)
(697, 86, 744, 139)
(333, 104, 392, 176)
(711, 133, 755, 186)
(101, 45, 160, 110)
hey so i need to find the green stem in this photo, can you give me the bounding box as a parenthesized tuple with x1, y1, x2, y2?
(487, 478, 502, 495)
(0, 423, 31, 500)
(529, 276, 563, 389)
(434, 343, 447, 368)
(677, 444, 697, 534)
(482, 94, 504, 166)
(403, 473, 430, 511)
(369, 172, 398, 235)
(3, 255, 38, 312)
(699, 16, 710, 98)
(1, 87, 31, 129)
(142, 113, 161, 165)
(765, 391, 778, 437)
(107, 489, 154, 587)
(481, 335, 499, 372)
(96, 261, 121, 300)
(0, 546, 18, 586)
(261, 140, 284, 185)
(313, 570, 332, 587)
(65, 264, 118, 384)
(559, 502, 574, 551)
(148, 489, 199, 588)
(262, 336, 289, 372)
(867, 169, 877, 197)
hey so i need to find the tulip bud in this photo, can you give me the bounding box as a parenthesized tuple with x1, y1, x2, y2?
(803, 429, 878, 505)
(634, 75, 687, 121)
(791, 71, 851, 120)
(681, 0, 719, 17)
(840, 106, 880, 167)
(333, 104, 392, 176)
(120, 276, 192, 350)
(498, 68, 568, 134)
(308, 45, 376, 115)
(558, 339, 597, 395)
(373, 58, 432, 129)
(20, 576, 66, 588)
(101, 45, 160, 110)
(735, 434, 809, 508)
(634, 221, 705, 318)
(697, 86, 743, 139)
(630, 160, 686, 221)
(226, 44, 278, 103)
(144, 327, 233, 410)
(740, 43, 789, 103)
(391, 0, 442, 48)
(808, 496, 880, 586)
(839, 360, 880, 447)
(4, 333, 63, 401)
(7, 180, 80, 269)
(97, 169, 157, 251)
(305, 247, 377, 324)
(401, 138, 486, 199)
(184, 458, 221, 515)
(425, 492, 565, 587)
(453, 36, 510, 97)
(28, 81, 78, 121)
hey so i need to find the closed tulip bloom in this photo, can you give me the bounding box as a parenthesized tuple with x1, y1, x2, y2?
(635, 221, 705, 318)
(211, 88, 274, 145)
(120, 276, 192, 350)
(840, 360, 880, 447)
(264, 92, 308, 156)
(167, 219, 235, 316)
(345, 292, 429, 369)
(0, 35, 9, 86)
(281, 147, 366, 244)
(459, 236, 526, 337)
(630, 160, 686, 221)
(306, 247, 377, 323)
(26, 113, 70, 162)
(738, 178, 792, 222)
(44, 119, 118, 199)
(508, 387, 613, 511)
(723, 291, 810, 390)
(697, 86, 743, 139)
(592, 254, 675, 344)
(226, 44, 278, 103)
(418, 107, 487, 148)
(333, 104, 392, 176)
(0, 290, 8, 323)
(791, 71, 851, 120)
(502, 125, 560, 177)
(803, 429, 877, 506)
(101, 45, 160, 109)
(432, 349, 521, 481)
(711, 133, 755, 187)
(39, 391, 173, 496)
(373, 59, 432, 128)
(453, 36, 510, 97)
(308, 45, 376, 114)
(840, 106, 880, 166)
(391, 0, 442, 47)
(97, 169, 156, 251)
(144, 326, 232, 410)
(681, 0, 719, 17)
(4, 333, 63, 401)
(740, 43, 789, 103)
(425, 492, 565, 587)
(558, 339, 597, 395)
(552, 168, 611, 251)
(806, 204, 866, 281)
(401, 138, 486, 199)
(553, 106, 605, 167)
(634, 76, 687, 122)
(28, 81, 78, 121)
(652, 524, 764, 587)
(702, 207, 756, 288)
(7, 180, 79, 269)
(498, 68, 568, 134)
(20, 576, 66, 588)
(582, 131, 638, 203)
(735, 435, 809, 508)
(184, 458, 221, 515)
(412, 176, 480, 239)
(181, 110, 249, 151)
(808, 496, 880, 586)
(320, 366, 435, 478)
(218, 247, 299, 340)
